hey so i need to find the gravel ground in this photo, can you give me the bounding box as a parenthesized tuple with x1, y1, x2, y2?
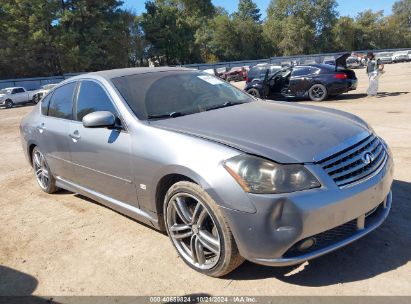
(1, 63, 410, 296)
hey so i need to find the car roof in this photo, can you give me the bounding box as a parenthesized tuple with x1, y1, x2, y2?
(251, 64, 281, 69)
(85, 67, 195, 80)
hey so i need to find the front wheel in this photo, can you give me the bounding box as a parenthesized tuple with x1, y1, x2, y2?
(247, 88, 261, 98)
(308, 84, 328, 101)
(5, 100, 13, 109)
(164, 181, 244, 277)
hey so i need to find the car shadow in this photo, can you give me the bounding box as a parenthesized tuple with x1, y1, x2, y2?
(0, 266, 38, 295)
(0, 102, 37, 110)
(375, 92, 409, 98)
(225, 179, 411, 286)
(270, 91, 409, 102)
(328, 93, 367, 100)
(0, 265, 56, 303)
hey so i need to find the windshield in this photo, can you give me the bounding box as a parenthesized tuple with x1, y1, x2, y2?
(0, 89, 12, 94)
(112, 71, 252, 120)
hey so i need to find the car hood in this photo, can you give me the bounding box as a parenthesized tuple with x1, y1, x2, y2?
(149, 101, 371, 163)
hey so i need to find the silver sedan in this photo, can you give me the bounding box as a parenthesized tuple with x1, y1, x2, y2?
(20, 67, 394, 277)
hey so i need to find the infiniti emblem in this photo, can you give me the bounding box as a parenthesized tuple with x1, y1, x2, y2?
(362, 151, 374, 165)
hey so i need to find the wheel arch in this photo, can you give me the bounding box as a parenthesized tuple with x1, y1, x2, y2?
(27, 142, 38, 167)
(152, 166, 215, 231)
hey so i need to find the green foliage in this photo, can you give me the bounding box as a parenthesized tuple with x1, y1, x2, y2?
(234, 0, 262, 22)
(0, 0, 411, 79)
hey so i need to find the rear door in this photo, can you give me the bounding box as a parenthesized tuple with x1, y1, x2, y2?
(36, 82, 77, 181)
(68, 80, 138, 207)
(11, 88, 28, 104)
(288, 67, 315, 96)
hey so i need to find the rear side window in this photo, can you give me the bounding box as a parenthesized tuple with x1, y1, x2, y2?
(48, 82, 76, 119)
(75, 81, 118, 122)
(292, 67, 312, 77)
(41, 93, 53, 115)
(248, 67, 264, 79)
(270, 67, 281, 74)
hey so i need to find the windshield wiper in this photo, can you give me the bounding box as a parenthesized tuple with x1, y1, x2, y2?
(204, 101, 245, 112)
(147, 111, 186, 119)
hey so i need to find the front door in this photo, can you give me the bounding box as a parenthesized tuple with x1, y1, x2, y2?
(68, 80, 138, 207)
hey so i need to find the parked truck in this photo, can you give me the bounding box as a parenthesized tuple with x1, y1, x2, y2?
(0, 87, 38, 109)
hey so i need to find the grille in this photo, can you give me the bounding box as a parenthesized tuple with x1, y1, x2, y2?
(284, 220, 357, 257)
(284, 203, 385, 258)
(318, 135, 388, 187)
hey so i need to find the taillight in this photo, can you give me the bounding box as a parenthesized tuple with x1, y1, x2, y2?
(335, 73, 347, 79)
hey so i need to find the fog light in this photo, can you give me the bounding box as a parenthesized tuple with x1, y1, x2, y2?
(297, 237, 316, 251)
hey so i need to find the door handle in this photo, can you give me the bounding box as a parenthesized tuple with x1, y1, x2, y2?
(36, 123, 45, 133)
(69, 131, 81, 141)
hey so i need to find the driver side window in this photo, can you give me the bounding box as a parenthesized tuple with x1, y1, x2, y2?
(75, 81, 118, 122)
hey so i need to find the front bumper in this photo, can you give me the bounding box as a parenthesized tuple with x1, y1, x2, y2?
(221, 152, 393, 266)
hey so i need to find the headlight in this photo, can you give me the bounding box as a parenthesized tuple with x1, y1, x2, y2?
(224, 154, 321, 194)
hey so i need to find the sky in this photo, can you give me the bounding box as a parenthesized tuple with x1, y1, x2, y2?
(122, 0, 395, 18)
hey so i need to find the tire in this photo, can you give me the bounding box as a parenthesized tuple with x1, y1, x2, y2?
(308, 84, 328, 101)
(5, 99, 13, 109)
(164, 181, 244, 277)
(32, 147, 58, 194)
(247, 88, 261, 98)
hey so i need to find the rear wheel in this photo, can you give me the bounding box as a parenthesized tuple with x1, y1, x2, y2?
(308, 84, 328, 101)
(32, 147, 58, 194)
(5, 100, 13, 109)
(247, 88, 260, 98)
(164, 181, 244, 277)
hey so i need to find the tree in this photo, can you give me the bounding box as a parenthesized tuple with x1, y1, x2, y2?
(55, 0, 129, 72)
(355, 10, 385, 50)
(264, 0, 338, 55)
(390, 0, 411, 47)
(332, 16, 360, 51)
(235, 0, 261, 22)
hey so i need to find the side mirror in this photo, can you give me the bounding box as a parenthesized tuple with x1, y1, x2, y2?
(83, 111, 116, 128)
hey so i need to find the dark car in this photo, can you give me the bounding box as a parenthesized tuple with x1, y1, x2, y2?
(245, 54, 357, 102)
(246, 64, 282, 84)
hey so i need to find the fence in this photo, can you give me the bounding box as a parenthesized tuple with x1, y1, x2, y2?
(181, 48, 411, 71)
(1, 48, 409, 90)
(0, 73, 82, 91)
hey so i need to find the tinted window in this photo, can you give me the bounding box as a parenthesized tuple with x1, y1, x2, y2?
(310, 67, 320, 74)
(112, 71, 251, 120)
(48, 82, 76, 119)
(76, 81, 117, 121)
(248, 67, 264, 79)
(13, 88, 25, 94)
(41, 93, 52, 115)
(292, 67, 312, 77)
(270, 67, 281, 74)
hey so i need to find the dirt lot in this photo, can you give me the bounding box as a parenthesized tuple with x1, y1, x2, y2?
(1, 63, 410, 297)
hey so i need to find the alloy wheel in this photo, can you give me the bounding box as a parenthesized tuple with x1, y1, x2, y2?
(166, 193, 221, 270)
(33, 149, 50, 190)
(311, 86, 325, 99)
